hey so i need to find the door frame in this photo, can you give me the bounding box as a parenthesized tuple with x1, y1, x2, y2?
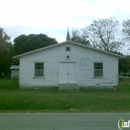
(59, 61, 78, 84)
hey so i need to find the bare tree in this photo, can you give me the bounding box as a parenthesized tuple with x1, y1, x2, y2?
(82, 17, 121, 51)
(122, 18, 130, 41)
(71, 29, 90, 45)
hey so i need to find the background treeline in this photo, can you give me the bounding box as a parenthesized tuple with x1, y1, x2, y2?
(1, 17, 130, 77)
(0, 29, 58, 77)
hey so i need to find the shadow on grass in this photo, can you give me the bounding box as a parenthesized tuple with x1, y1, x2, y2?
(0, 79, 19, 89)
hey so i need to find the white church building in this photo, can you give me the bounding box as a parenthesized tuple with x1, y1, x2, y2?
(14, 30, 124, 90)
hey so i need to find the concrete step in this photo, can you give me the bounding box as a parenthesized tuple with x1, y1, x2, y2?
(59, 83, 79, 91)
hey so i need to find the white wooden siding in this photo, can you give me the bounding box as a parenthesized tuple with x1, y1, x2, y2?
(19, 43, 119, 89)
(11, 70, 19, 79)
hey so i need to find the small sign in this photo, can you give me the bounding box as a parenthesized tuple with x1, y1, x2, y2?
(79, 58, 91, 68)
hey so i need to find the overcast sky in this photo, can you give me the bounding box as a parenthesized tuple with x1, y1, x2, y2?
(0, 0, 130, 43)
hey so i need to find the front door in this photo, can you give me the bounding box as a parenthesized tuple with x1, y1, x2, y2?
(59, 62, 77, 83)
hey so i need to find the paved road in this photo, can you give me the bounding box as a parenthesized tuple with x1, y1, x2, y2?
(0, 113, 130, 130)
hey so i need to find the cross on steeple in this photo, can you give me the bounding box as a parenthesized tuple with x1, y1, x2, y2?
(66, 28, 71, 41)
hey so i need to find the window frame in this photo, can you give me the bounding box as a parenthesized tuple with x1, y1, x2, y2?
(94, 62, 103, 78)
(34, 62, 44, 77)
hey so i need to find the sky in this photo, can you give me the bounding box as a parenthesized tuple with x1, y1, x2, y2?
(0, 0, 130, 44)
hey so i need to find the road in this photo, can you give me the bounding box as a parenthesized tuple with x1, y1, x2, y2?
(0, 113, 130, 130)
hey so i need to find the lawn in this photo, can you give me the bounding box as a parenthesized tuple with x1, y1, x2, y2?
(0, 78, 130, 112)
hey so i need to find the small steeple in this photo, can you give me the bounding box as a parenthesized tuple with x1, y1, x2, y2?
(66, 28, 71, 41)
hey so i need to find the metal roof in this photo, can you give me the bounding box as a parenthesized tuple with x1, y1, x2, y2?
(10, 65, 19, 70)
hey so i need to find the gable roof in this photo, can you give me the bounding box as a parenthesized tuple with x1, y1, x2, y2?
(13, 41, 125, 59)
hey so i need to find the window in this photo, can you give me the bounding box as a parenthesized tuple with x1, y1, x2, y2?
(35, 63, 44, 77)
(66, 47, 70, 51)
(94, 63, 103, 77)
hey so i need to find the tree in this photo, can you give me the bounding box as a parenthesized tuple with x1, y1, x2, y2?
(119, 55, 130, 73)
(0, 27, 12, 77)
(13, 34, 58, 55)
(71, 29, 90, 45)
(121, 18, 130, 54)
(122, 18, 130, 41)
(82, 17, 121, 51)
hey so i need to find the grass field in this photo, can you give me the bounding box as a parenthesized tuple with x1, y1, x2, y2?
(0, 78, 130, 112)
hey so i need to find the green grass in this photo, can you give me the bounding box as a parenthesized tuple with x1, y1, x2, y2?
(0, 78, 130, 112)
(0, 79, 19, 89)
